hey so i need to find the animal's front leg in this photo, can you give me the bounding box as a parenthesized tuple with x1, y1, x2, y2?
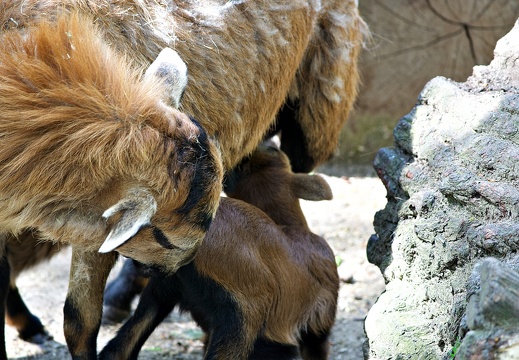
(64, 247, 117, 360)
(99, 275, 177, 360)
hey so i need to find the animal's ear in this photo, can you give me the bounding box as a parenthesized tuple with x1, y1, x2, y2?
(98, 188, 157, 253)
(291, 174, 333, 201)
(145, 47, 188, 108)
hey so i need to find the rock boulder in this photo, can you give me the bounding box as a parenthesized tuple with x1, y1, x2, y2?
(365, 19, 519, 360)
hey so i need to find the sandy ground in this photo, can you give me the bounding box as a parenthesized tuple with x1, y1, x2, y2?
(5, 174, 387, 360)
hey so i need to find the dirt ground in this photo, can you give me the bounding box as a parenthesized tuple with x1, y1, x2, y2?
(5, 174, 387, 360)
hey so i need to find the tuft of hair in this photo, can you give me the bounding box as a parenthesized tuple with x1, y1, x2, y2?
(0, 12, 174, 201)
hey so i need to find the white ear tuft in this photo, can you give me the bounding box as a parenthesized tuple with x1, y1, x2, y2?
(98, 188, 157, 253)
(145, 47, 188, 108)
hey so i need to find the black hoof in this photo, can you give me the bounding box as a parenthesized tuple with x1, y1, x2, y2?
(20, 327, 53, 344)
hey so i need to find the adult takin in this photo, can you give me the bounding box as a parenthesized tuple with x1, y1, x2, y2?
(99, 140, 340, 360)
(0, 0, 365, 358)
(0, 0, 366, 173)
(0, 13, 223, 360)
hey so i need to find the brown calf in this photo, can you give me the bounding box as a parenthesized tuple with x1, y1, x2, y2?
(99, 141, 339, 359)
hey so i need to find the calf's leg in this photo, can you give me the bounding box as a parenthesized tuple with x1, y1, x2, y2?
(102, 258, 148, 325)
(249, 338, 300, 360)
(99, 274, 176, 360)
(298, 329, 331, 360)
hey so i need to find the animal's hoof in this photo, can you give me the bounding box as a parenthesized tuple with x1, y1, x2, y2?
(21, 328, 53, 344)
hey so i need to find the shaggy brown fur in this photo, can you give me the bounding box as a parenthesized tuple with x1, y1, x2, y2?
(99, 141, 339, 359)
(0, 13, 222, 265)
(0, 0, 366, 171)
(0, 12, 223, 360)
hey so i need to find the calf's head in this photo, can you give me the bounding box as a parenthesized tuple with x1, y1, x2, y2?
(225, 139, 332, 226)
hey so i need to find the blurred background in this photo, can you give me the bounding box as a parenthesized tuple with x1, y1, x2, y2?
(319, 0, 519, 177)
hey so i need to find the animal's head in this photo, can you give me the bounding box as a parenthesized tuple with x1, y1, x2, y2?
(225, 138, 332, 226)
(96, 47, 223, 274)
(0, 14, 221, 274)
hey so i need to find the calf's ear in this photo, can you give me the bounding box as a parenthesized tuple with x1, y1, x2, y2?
(98, 188, 157, 253)
(145, 47, 188, 108)
(291, 174, 333, 202)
